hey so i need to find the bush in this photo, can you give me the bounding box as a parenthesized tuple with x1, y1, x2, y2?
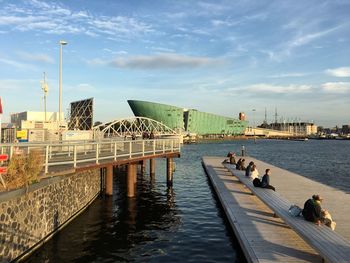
(1, 150, 43, 191)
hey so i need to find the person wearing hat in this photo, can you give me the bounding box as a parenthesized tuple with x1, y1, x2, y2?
(302, 195, 323, 225)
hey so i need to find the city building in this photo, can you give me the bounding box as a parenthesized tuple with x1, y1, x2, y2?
(260, 122, 317, 136)
(127, 100, 247, 136)
(10, 111, 67, 142)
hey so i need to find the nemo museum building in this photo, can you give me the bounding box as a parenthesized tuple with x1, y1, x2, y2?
(128, 100, 248, 136)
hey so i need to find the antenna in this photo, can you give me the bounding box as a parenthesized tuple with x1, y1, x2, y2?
(264, 107, 267, 124)
(41, 72, 49, 122)
(274, 107, 278, 124)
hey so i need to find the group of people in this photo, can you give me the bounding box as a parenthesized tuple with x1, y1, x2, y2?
(235, 158, 276, 191)
(225, 151, 335, 230)
(226, 152, 276, 191)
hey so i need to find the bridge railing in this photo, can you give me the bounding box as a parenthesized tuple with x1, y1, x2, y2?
(0, 137, 181, 174)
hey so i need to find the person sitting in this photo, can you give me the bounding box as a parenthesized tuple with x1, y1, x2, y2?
(245, 161, 254, 177)
(302, 195, 323, 225)
(261, 169, 275, 191)
(236, 158, 242, 170)
(302, 195, 336, 230)
(240, 159, 246, 170)
(236, 158, 246, 170)
(250, 164, 259, 180)
(229, 153, 236, 165)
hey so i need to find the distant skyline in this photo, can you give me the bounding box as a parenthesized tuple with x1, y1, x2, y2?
(0, 0, 349, 127)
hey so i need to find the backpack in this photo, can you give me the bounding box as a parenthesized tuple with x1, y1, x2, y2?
(288, 205, 303, 217)
(253, 178, 261, 187)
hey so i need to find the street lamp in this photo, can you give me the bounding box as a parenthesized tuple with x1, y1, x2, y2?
(252, 109, 256, 127)
(59, 40, 67, 127)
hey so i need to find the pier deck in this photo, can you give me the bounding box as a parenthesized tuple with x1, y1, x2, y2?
(241, 156, 350, 242)
(202, 156, 322, 263)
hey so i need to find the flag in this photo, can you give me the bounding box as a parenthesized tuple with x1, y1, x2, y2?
(0, 97, 2, 114)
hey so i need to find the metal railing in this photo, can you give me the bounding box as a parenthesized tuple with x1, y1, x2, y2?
(0, 137, 181, 174)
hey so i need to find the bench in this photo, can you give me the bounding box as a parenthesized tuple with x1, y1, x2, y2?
(224, 163, 350, 263)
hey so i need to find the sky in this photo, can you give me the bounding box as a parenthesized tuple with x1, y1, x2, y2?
(0, 0, 349, 127)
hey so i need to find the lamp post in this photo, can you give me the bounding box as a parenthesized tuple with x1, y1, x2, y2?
(59, 40, 67, 128)
(252, 109, 256, 142)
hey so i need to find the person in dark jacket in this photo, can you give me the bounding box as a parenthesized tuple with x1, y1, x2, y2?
(245, 161, 254, 177)
(236, 158, 242, 170)
(302, 195, 323, 225)
(261, 169, 275, 191)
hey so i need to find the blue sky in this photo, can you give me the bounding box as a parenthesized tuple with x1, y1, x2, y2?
(0, 0, 349, 127)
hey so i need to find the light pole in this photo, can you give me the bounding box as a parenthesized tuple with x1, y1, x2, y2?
(252, 109, 256, 142)
(59, 40, 67, 127)
(252, 109, 256, 127)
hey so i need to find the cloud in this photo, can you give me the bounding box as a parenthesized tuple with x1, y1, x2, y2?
(325, 67, 350, 77)
(321, 82, 350, 93)
(268, 72, 307, 78)
(0, 79, 38, 90)
(17, 52, 54, 64)
(108, 53, 224, 70)
(0, 58, 37, 70)
(0, 1, 153, 39)
(245, 83, 313, 94)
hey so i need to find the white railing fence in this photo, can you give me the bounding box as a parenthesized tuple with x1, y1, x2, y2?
(0, 137, 181, 174)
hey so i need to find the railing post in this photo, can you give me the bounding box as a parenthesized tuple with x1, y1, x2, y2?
(10, 146, 13, 158)
(129, 141, 132, 158)
(68, 145, 71, 157)
(153, 139, 156, 155)
(171, 140, 174, 152)
(96, 143, 99, 164)
(163, 140, 165, 153)
(45, 145, 49, 174)
(142, 140, 145, 156)
(114, 142, 117, 161)
(73, 145, 77, 168)
(49, 145, 52, 159)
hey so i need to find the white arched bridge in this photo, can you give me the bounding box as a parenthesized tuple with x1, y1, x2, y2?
(93, 117, 180, 139)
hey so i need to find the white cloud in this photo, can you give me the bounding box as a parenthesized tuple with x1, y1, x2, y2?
(0, 79, 38, 90)
(245, 83, 313, 94)
(0, 58, 37, 70)
(321, 82, 350, 93)
(17, 52, 54, 64)
(325, 67, 350, 77)
(268, 72, 307, 78)
(108, 53, 224, 70)
(0, 2, 153, 39)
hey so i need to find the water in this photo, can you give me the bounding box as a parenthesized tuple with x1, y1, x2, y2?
(26, 139, 350, 262)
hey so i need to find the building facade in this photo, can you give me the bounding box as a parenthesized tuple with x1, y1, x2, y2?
(128, 100, 247, 136)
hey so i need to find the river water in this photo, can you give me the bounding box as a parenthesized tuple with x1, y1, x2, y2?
(26, 139, 350, 262)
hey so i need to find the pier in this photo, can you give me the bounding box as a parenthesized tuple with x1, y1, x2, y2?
(0, 137, 180, 262)
(202, 156, 350, 262)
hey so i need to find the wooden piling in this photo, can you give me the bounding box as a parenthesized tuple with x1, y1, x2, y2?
(166, 158, 173, 187)
(105, 165, 113, 196)
(150, 158, 155, 176)
(127, 163, 136, 197)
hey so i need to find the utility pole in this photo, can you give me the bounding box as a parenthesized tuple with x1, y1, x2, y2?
(41, 72, 48, 122)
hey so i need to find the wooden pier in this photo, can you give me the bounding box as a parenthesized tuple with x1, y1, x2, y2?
(202, 156, 340, 263)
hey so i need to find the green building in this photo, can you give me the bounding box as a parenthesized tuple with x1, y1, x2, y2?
(127, 100, 247, 135)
